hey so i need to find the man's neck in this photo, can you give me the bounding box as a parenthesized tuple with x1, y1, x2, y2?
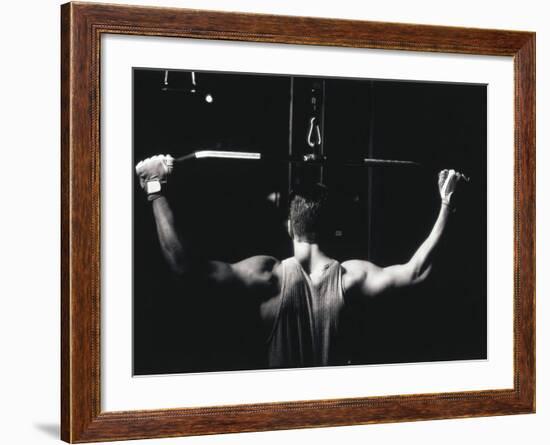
(292, 240, 333, 275)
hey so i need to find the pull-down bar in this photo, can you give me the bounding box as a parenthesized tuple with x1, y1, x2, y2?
(175, 150, 422, 168)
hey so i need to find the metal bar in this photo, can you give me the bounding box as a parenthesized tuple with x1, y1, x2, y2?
(320, 79, 326, 184)
(172, 150, 470, 182)
(366, 80, 375, 260)
(359, 158, 421, 167)
(174, 150, 422, 167)
(175, 150, 262, 163)
(288, 76, 294, 198)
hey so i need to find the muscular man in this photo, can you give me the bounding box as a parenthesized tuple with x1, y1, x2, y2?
(135, 154, 463, 368)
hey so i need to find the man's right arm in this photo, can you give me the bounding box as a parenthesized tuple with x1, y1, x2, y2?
(135, 154, 194, 277)
(150, 195, 194, 276)
(136, 155, 280, 299)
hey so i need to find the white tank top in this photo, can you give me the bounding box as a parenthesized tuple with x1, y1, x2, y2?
(266, 257, 346, 368)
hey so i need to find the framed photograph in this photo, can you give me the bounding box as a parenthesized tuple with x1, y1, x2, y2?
(61, 2, 535, 442)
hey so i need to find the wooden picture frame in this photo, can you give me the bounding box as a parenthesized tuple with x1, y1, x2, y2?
(61, 1, 535, 442)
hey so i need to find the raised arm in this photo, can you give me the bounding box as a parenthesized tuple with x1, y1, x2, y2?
(135, 155, 280, 299)
(135, 154, 190, 276)
(342, 169, 464, 299)
(150, 194, 193, 276)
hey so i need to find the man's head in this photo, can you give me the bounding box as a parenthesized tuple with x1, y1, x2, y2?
(288, 183, 331, 243)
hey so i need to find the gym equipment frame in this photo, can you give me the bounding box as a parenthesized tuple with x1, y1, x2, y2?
(61, 2, 535, 442)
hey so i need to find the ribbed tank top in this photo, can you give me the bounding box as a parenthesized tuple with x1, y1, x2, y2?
(266, 257, 345, 368)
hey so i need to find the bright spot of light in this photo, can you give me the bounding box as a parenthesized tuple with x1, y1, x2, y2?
(267, 192, 280, 205)
(205, 94, 214, 103)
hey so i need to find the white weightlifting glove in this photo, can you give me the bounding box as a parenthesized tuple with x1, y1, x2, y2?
(438, 169, 463, 207)
(135, 154, 174, 201)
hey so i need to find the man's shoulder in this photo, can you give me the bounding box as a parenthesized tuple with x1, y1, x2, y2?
(341, 260, 378, 293)
(231, 256, 282, 296)
(341, 259, 374, 275)
(234, 255, 281, 273)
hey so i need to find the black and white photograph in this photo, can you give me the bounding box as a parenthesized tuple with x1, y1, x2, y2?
(133, 68, 487, 375)
(1, 0, 544, 442)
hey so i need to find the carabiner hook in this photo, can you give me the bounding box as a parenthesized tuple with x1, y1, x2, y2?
(307, 117, 322, 148)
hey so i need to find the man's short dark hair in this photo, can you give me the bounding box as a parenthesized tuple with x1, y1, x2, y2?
(289, 183, 330, 243)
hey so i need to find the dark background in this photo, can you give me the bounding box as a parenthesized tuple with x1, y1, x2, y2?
(133, 68, 487, 375)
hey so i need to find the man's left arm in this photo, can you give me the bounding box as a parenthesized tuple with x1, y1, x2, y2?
(343, 169, 464, 298)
